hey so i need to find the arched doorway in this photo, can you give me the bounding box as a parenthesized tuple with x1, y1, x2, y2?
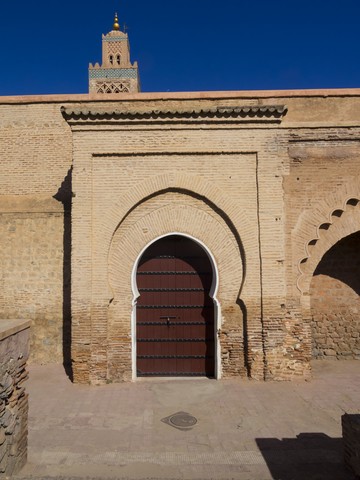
(135, 235, 216, 377)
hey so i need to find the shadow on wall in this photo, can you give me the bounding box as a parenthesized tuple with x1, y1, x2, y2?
(313, 231, 360, 295)
(237, 298, 250, 378)
(311, 231, 360, 360)
(54, 167, 73, 381)
(256, 433, 355, 480)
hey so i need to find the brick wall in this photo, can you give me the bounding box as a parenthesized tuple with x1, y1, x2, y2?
(283, 123, 360, 373)
(58, 93, 360, 382)
(0, 102, 72, 365)
(0, 91, 359, 382)
(0, 103, 71, 195)
(67, 97, 294, 383)
(284, 136, 360, 300)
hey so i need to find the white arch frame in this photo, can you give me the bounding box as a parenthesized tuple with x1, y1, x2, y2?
(131, 232, 221, 381)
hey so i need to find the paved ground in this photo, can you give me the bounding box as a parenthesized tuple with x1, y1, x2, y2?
(14, 360, 359, 480)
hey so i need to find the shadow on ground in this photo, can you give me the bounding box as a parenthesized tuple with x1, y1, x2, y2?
(256, 432, 356, 480)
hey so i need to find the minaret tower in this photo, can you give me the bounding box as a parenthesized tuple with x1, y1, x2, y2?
(89, 13, 140, 94)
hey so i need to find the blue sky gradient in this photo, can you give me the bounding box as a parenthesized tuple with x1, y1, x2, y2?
(0, 0, 359, 95)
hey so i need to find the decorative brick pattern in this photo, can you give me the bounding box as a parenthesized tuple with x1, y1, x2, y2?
(95, 82, 130, 94)
(103, 37, 127, 42)
(89, 68, 138, 79)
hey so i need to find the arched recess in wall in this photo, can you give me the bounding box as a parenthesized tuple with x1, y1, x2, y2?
(106, 191, 246, 380)
(293, 175, 360, 299)
(96, 172, 259, 301)
(108, 191, 244, 300)
(310, 230, 360, 360)
(292, 182, 360, 366)
(296, 198, 360, 298)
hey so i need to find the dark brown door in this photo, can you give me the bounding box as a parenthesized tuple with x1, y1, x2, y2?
(136, 235, 215, 377)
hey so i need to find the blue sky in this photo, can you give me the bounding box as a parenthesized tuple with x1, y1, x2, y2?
(0, 0, 359, 95)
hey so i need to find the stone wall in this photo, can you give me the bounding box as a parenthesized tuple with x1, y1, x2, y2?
(310, 232, 360, 359)
(0, 319, 30, 477)
(0, 198, 67, 364)
(342, 413, 360, 477)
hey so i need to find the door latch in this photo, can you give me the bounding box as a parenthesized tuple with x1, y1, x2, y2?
(160, 315, 176, 325)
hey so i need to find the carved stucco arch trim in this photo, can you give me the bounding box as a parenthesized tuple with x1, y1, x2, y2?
(293, 175, 360, 296)
(108, 202, 243, 305)
(96, 172, 260, 300)
(107, 171, 253, 243)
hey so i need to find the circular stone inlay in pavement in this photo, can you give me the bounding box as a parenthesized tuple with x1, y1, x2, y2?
(169, 413, 197, 428)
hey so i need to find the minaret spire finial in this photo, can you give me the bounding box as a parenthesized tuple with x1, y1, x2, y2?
(113, 12, 120, 31)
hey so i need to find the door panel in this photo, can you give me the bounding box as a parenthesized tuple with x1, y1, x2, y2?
(136, 235, 215, 377)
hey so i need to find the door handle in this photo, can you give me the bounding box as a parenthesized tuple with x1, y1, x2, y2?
(160, 315, 176, 325)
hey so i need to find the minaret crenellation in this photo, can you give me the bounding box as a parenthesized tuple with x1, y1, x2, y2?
(89, 13, 140, 94)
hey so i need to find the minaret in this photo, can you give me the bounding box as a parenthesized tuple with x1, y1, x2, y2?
(89, 13, 140, 94)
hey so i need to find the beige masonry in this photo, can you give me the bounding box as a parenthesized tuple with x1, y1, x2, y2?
(0, 89, 359, 383)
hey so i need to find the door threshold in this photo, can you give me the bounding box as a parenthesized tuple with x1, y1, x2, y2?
(136, 376, 216, 382)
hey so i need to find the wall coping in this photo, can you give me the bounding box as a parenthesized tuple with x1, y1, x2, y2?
(0, 88, 360, 104)
(0, 320, 31, 341)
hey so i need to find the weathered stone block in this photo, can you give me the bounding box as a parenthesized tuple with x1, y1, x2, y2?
(0, 320, 30, 476)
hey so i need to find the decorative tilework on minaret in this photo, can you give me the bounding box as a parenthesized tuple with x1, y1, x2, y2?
(89, 13, 140, 94)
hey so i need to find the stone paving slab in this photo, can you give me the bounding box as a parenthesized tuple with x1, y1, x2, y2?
(14, 360, 359, 479)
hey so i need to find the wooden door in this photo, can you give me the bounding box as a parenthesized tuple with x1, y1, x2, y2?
(136, 235, 215, 377)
